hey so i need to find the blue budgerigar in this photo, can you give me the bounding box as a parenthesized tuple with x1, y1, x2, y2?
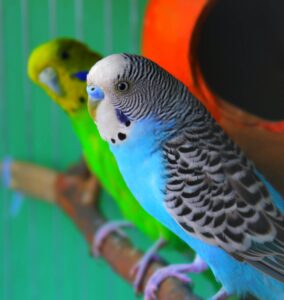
(86, 54, 284, 300)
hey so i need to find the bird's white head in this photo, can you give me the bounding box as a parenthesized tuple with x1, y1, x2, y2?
(86, 54, 133, 145)
(87, 54, 128, 92)
(86, 53, 193, 146)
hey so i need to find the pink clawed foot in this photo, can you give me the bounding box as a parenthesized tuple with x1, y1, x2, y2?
(144, 255, 208, 300)
(210, 287, 230, 300)
(92, 221, 133, 256)
(130, 238, 167, 293)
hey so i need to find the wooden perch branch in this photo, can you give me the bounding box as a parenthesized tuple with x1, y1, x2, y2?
(6, 161, 57, 202)
(1, 160, 200, 300)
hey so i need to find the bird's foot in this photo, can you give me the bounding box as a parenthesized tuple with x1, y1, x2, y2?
(144, 255, 208, 300)
(210, 287, 230, 300)
(92, 220, 133, 256)
(130, 238, 167, 293)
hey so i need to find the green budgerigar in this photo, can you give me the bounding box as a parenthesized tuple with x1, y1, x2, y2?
(27, 38, 198, 290)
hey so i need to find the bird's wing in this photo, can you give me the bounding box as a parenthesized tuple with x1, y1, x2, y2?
(163, 121, 284, 283)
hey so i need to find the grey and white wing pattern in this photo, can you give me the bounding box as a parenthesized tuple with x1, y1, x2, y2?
(163, 121, 284, 283)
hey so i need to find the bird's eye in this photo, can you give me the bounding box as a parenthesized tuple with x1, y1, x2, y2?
(60, 51, 69, 60)
(116, 81, 129, 92)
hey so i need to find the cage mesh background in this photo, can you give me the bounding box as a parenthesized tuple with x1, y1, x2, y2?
(0, 1, 219, 299)
(0, 1, 147, 299)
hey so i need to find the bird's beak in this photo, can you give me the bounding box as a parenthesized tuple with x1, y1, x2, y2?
(86, 85, 105, 119)
(87, 99, 98, 119)
(38, 67, 63, 96)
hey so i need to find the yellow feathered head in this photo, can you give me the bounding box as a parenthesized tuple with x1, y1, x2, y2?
(28, 38, 102, 115)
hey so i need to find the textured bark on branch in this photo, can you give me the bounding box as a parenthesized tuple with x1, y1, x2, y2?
(1, 160, 201, 300)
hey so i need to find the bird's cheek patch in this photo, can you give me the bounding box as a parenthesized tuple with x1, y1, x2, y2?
(95, 100, 132, 145)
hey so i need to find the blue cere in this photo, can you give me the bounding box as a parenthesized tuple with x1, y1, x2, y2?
(86, 85, 105, 101)
(71, 71, 88, 81)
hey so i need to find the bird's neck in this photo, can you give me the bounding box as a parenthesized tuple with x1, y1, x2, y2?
(156, 92, 213, 145)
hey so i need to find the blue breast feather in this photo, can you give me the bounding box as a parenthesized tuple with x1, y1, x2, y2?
(110, 120, 284, 300)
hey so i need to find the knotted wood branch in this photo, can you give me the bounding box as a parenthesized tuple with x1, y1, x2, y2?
(1, 159, 200, 300)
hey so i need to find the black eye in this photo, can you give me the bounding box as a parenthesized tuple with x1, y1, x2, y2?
(60, 51, 69, 60)
(116, 81, 129, 92)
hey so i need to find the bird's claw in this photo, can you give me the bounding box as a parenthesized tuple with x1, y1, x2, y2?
(130, 238, 166, 294)
(144, 281, 158, 300)
(130, 253, 161, 275)
(131, 253, 162, 293)
(92, 221, 133, 257)
(143, 256, 207, 300)
(144, 265, 192, 300)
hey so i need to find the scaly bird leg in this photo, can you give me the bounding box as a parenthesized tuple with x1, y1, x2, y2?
(144, 255, 208, 300)
(92, 221, 133, 256)
(130, 238, 167, 293)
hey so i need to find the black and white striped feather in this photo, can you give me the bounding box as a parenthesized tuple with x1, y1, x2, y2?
(163, 116, 284, 283)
